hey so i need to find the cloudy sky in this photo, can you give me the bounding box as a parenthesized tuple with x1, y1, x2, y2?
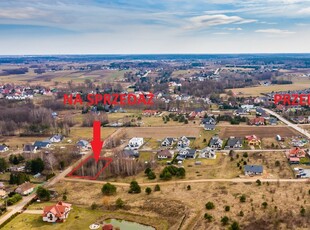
(0, 0, 309, 54)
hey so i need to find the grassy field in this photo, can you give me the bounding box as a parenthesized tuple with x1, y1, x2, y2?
(229, 78, 310, 97)
(42, 179, 310, 230)
(2, 206, 106, 230)
(69, 127, 117, 142)
(124, 127, 201, 139)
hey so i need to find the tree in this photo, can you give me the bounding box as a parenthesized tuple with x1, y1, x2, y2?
(27, 158, 44, 174)
(154, 184, 160, 192)
(238, 211, 244, 217)
(147, 171, 156, 180)
(240, 194, 246, 203)
(205, 202, 215, 210)
(187, 185, 191, 190)
(225, 205, 230, 211)
(275, 160, 280, 167)
(62, 194, 67, 201)
(0, 158, 7, 172)
(144, 167, 152, 175)
(128, 181, 141, 194)
(230, 221, 240, 230)
(221, 216, 229, 225)
(300, 206, 306, 216)
(115, 198, 124, 208)
(256, 179, 262, 186)
(9, 173, 30, 185)
(243, 152, 248, 158)
(101, 183, 117, 195)
(204, 213, 213, 222)
(36, 186, 50, 201)
(262, 202, 268, 209)
(145, 187, 152, 195)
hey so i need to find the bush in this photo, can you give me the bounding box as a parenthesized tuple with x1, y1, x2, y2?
(62, 194, 67, 201)
(115, 198, 124, 208)
(6, 194, 22, 206)
(262, 202, 268, 209)
(243, 152, 248, 158)
(147, 171, 156, 180)
(275, 160, 280, 167)
(240, 194, 246, 203)
(204, 213, 213, 222)
(154, 184, 160, 192)
(90, 203, 98, 210)
(230, 221, 240, 230)
(187, 185, 191, 190)
(221, 216, 229, 225)
(145, 187, 152, 195)
(205, 202, 215, 210)
(239, 211, 244, 216)
(225, 205, 230, 212)
(300, 206, 306, 216)
(159, 166, 185, 180)
(36, 186, 50, 201)
(256, 179, 262, 186)
(128, 181, 141, 194)
(101, 183, 117, 195)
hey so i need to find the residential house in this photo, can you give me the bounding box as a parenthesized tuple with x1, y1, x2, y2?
(225, 137, 243, 149)
(289, 157, 300, 164)
(0, 145, 9, 152)
(157, 149, 174, 159)
(178, 149, 196, 159)
(209, 136, 223, 150)
(49, 134, 63, 143)
(268, 117, 278, 125)
(248, 117, 265, 126)
(34, 141, 51, 149)
(0, 189, 7, 199)
(122, 150, 139, 158)
(23, 144, 37, 153)
(42, 201, 72, 223)
(199, 147, 216, 159)
(127, 137, 144, 150)
(234, 108, 248, 116)
(76, 140, 90, 149)
(102, 224, 114, 230)
(245, 135, 261, 146)
(142, 110, 158, 116)
(177, 136, 190, 148)
(201, 117, 216, 125)
(256, 107, 265, 116)
(204, 124, 215, 131)
(244, 165, 263, 176)
(15, 182, 35, 195)
(288, 147, 306, 158)
(161, 137, 175, 147)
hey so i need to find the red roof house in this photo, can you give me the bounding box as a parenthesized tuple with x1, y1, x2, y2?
(102, 224, 114, 230)
(248, 117, 265, 126)
(289, 147, 306, 158)
(42, 201, 72, 223)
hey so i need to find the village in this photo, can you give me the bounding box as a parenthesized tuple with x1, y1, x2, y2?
(0, 55, 310, 229)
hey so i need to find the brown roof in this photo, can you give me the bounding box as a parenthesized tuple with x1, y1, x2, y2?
(102, 224, 113, 230)
(16, 182, 35, 192)
(157, 149, 173, 157)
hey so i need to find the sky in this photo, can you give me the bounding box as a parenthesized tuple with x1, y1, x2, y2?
(0, 0, 310, 54)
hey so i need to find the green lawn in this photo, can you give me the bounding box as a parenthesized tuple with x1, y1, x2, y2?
(2, 206, 104, 230)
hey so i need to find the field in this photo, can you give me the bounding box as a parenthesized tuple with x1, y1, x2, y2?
(124, 126, 201, 139)
(39, 180, 310, 230)
(229, 78, 310, 97)
(69, 127, 117, 142)
(219, 126, 300, 139)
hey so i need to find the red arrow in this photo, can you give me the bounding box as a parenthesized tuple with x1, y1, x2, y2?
(90, 121, 104, 163)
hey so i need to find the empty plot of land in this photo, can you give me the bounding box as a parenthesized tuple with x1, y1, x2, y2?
(220, 126, 301, 139)
(125, 126, 201, 139)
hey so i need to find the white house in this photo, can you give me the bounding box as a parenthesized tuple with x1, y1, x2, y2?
(128, 137, 144, 150)
(43, 201, 72, 223)
(177, 136, 190, 148)
(15, 182, 35, 196)
(199, 147, 216, 159)
(49, 134, 63, 143)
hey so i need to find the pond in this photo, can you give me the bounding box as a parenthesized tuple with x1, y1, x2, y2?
(102, 219, 155, 230)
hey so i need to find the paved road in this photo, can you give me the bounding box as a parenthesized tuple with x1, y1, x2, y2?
(263, 108, 310, 139)
(63, 177, 309, 187)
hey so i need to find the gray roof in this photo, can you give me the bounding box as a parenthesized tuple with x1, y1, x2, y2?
(244, 165, 263, 173)
(204, 124, 215, 129)
(0, 145, 7, 151)
(227, 137, 243, 147)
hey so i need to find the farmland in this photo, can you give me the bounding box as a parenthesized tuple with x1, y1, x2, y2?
(219, 126, 301, 139)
